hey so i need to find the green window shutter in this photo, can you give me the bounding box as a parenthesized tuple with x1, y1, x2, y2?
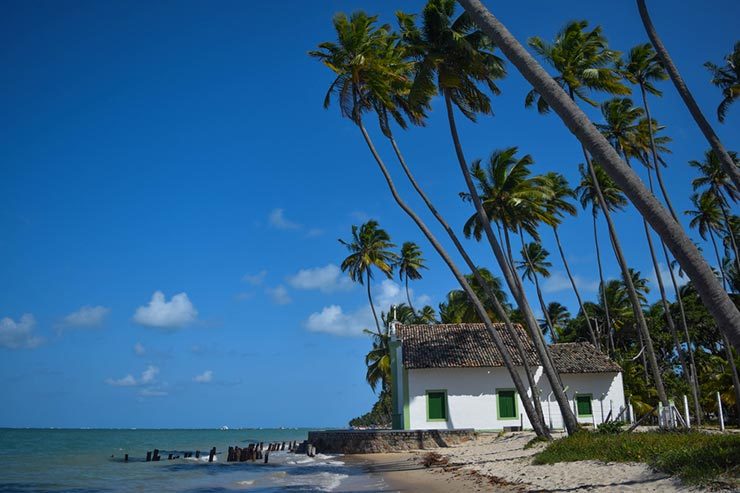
(576, 395, 592, 416)
(427, 392, 447, 420)
(498, 390, 516, 419)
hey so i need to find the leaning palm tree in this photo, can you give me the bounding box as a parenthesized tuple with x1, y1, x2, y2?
(686, 192, 730, 289)
(599, 97, 701, 418)
(690, 149, 740, 277)
(541, 172, 598, 348)
(576, 162, 627, 353)
(397, 242, 427, 312)
(635, 0, 740, 190)
(399, 0, 577, 434)
(458, 0, 740, 353)
(623, 42, 705, 419)
(704, 41, 740, 123)
(339, 220, 397, 334)
(312, 11, 551, 437)
(524, 19, 669, 405)
(516, 242, 558, 341)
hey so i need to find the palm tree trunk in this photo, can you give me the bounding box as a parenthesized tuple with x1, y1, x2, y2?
(636, 0, 740, 192)
(519, 228, 558, 342)
(586, 152, 669, 406)
(458, 0, 740, 352)
(354, 118, 551, 438)
(716, 191, 740, 278)
(593, 214, 611, 351)
(552, 226, 598, 347)
(405, 276, 415, 314)
(367, 270, 381, 335)
(443, 90, 578, 434)
(721, 333, 740, 425)
(642, 216, 700, 419)
(709, 229, 729, 290)
(388, 134, 548, 430)
(639, 84, 703, 423)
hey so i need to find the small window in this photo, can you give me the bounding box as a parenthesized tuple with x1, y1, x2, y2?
(576, 395, 593, 417)
(426, 391, 447, 421)
(497, 389, 518, 420)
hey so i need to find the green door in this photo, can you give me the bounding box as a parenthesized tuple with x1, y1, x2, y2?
(497, 390, 517, 419)
(576, 395, 593, 416)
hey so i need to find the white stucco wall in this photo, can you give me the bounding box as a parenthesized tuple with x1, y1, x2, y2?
(405, 366, 625, 431)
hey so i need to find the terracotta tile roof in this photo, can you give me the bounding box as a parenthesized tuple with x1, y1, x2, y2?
(396, 323, 621, 373)
(548, 342, 622, 373)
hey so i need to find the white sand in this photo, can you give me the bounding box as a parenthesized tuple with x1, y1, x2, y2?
(428, 431, 694, 492)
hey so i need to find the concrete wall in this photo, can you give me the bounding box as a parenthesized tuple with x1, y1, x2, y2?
(406, 366, 625, 431)
(308, 429, 476, 454)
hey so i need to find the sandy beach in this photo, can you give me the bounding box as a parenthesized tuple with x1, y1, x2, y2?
(356, 432, 694, 492)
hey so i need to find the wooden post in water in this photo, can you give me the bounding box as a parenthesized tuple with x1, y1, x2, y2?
(208, 447, 216, 463)
(146, 451, 151, 462)
(153, 449, 160, 461)
(264, 451, 269, 464)
(195, 450, 200, 459)
(281, 442, 285, 451)
(124, 454, 128, 462)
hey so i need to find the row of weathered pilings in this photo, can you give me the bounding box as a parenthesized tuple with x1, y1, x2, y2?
(131, 440, 314, 464)
(142, 447, 217, 462)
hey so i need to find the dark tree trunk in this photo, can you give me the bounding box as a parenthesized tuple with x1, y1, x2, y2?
(519, 228, 557, 342)
(443, 91, 578, 434)
(552, 226, 598, 347)
(458, 0, 740, 352)
(367, 271, 381, 335)
(388, 135, 547, 430)
(593, 214, 611, 351)
(355, 118, 551, 438)
(636, 0, 740, 191)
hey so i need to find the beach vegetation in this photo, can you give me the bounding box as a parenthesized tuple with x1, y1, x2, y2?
(534, 430, 740, 486)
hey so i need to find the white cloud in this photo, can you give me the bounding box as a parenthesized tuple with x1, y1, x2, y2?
(304, 280, 426, 337)
(542, 271, 599, 294)
(106, 365, 159, 387)
(139, 388, 168, 397)
(242, 270, 267, 286)
(134, 342, 146, 356)
(0, 314, 44, 349)
(287, 264, 353, 293)
(193, 370, 213, 383)
(266, 285, 292, 305)
(59, 305, 109, 329)
(268, 208, 301, 230)
(133, 291, 197, 328)
(306, 228, 324, 238)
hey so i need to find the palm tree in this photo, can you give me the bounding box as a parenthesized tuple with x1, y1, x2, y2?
(339, 220, 397, 334)
(690, 149, 740, 277)
(523, 18, 670, 405)
(312, 11, 551, 437)
(576, 162, 627, 353)
(397, 242, 427, 313)
(599, 97, 701, 419)
(399, 0, 577, 434)
(545, 302, 571, 341)
(458, 0, 740, 352)
(622, 41, 706, 420)
(686, 192, 729, 289)
(704, 42, 740, 123)
(635, 0, 740, 190)
(516, 242, 558, 341)
(541, 172, 599, 348)
(440, 268, 509, 323)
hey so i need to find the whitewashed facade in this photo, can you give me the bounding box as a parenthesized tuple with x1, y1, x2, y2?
(390, 323, 626, 431)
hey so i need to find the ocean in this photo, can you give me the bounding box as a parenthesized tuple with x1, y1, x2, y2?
(0, 429, 388, 492)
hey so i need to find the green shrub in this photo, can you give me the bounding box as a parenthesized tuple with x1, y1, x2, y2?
(596, 421, 624, 434)
(534, 431, 739, 486)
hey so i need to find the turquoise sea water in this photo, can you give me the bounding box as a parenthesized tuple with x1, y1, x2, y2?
(0, 429, 387, 492)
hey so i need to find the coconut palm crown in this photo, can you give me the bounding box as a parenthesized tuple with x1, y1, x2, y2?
(704, 41, 740, 123)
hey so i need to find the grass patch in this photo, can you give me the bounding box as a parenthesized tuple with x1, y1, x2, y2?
(534, 431, 739, 486)
(524, 435, 550, 450)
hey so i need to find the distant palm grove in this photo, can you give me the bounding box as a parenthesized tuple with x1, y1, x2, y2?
(312, 0, 739, 435)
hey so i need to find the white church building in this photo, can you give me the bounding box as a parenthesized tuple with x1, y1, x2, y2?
(389, 323, 626, 431)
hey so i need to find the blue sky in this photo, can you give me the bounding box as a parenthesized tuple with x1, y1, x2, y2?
(1, 0, 738, 428)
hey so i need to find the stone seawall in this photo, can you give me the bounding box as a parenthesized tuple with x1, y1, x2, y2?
(307, 429, 476, 454)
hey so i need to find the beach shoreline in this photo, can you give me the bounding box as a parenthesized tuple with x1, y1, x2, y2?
(343, 431, 694, 492)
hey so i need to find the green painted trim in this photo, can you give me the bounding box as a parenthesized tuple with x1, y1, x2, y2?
(402, 366, 410, 430)
(496, 388, 519, 420)
(425, 389, 448, 422)
(389, 340, 402, 429)
(575, 393, 593, 417)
